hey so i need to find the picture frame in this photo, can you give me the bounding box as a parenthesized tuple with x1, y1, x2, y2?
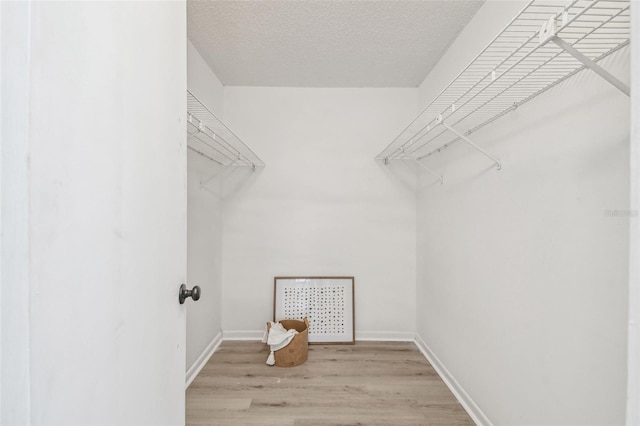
(274, 276, 355, 344)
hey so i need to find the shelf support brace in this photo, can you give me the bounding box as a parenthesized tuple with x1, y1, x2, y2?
(200, 158, 240, 189)
(397, 158, 443, 184)
(200, 168, 226, 189)
(552, 36, 630, 97)
(438, 118, 501, 170)
(414, 160, 444, 184)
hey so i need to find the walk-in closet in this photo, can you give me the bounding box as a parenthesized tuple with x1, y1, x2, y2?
(1, 0, 637, 424)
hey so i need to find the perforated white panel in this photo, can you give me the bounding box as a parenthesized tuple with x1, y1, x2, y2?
(275, 277, 354, 343)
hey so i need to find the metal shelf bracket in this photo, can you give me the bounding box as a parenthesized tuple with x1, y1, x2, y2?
(382, 153, 444, 184)
(200, 160, 236, 189)
(415, 160, 444, 184)
(537, 11, 629, 97)
(438, 116, 501, 171)
(551, 36, 630, 97)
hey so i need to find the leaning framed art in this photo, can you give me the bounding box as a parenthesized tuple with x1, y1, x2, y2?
(274, 276, 355, 344)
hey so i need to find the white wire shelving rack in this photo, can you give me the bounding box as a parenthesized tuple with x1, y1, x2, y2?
(187, 90, 264, 172)
(376, 0, 630, 180)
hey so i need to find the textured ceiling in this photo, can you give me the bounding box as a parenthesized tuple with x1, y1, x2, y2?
(187, 0, 484, 87)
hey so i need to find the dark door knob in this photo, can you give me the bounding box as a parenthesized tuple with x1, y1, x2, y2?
(179, 284, 201, 304)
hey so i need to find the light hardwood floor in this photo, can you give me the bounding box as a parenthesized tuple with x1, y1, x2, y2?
(186, 341, 474, 426)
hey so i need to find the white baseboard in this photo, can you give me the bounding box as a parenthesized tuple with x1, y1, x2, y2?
(185, 331, 223, 388)
(356, 331, 415, 341)
(223, 330, 265, 341)
(413, 334, 492, 426)
(221, 330, 415, 342)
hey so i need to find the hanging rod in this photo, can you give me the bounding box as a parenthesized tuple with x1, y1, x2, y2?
(376, 0, 630, 168)
(186, 90, 264, 171)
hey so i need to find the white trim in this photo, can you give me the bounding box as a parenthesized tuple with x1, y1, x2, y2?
(222, 330, 415, 342)
(185, 331, 223, 388)
(1, 2, 32, 423)
(356, 331, 415, 341)
(414, 334, 492, 426)
(222, 330, 265, 341)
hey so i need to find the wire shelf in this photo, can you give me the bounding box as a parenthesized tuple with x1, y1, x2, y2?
(187, 90, 264, 170)
(376, 0, 630, 166)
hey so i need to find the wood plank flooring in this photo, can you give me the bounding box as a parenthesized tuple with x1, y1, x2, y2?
(187, 341, 474, 426)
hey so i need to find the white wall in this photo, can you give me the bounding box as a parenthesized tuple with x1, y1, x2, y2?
(628, 2, 640, 423)
(188, 40, 224, 120)
(221, 87, 417, 338)
(0, 5, 3, 419)
(9, 2, 188, 424)
(186, 40, 225, 373)
(1, 2, 31, 423)
(416, 1, 630, 424)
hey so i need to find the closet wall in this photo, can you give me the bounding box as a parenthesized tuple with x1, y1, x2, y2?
(415, 1, 630, 424)
(186, 41, 224, 370)
(220, 87, 418, 337)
